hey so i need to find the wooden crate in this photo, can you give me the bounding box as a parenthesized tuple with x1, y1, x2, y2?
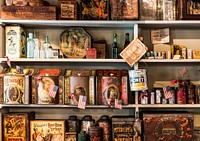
(0, 6, 56, 20)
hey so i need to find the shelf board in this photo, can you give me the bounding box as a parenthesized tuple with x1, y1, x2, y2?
(138, 104, 200, 108)
(139, 59, 200, 63)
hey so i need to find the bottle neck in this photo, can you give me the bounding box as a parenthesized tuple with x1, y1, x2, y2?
(45, 36, 50, 43)
(125, 33, 130, 42)
(113, 33, 117, 44)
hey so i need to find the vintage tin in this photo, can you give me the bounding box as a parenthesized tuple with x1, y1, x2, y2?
(65, 132, 77, 141)
(58, 0, 78, 20)
(150, 92, 155, 104)
(96, 115, 111, 141)
(155, 89, 162, 104)
(182, 47, 187, 59)
(162, 97, 168, 104)
(5, 25, 26, 59)
(168, 89, 176, 104)
(88, 126, 103, 141)
(177, 84, 187, 104)
(81, 115, 95, 134)
(110, 0, 138, 20)
(3, 112, 35, 141)
(139, 91, 148, 104)
(30, 119, 66, 141)
(188, 84, 196, 104)
(196, 85, 200, 104)
(187, 49, 193, 59)
(140, 0, 157, 20)
(67, 115, 80, 132)
(129, 69, 148, 91)
(78, 131, 89, 141)
(143, 112, 194, 141)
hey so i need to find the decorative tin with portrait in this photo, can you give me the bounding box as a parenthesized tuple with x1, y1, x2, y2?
(177, 0, 200, 20)
(58, 0, 78, 20)
(3, 112, 35, 141)
(32, 69, 65, 104)
(5, 25, 26, 59)
(96, 69, 128, 105)
(143, 113, 194, 141)
(30, 120, 65, 141)
(64, 69, 96, 105)
(110, 0, 139, 20)
(80, 0, 109, 20)
(60, 28, 92, 58)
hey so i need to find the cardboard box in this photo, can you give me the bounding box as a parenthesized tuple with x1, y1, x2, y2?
(0, 6, 56, 20)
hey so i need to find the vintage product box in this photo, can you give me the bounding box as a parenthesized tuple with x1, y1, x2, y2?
(143, 113, 194, 141)
(177, 0, 200, 20)
(5, 25, 26, 59)
(110, 0, 138, 20)
(64, 69, 96, 105)
(0, 6, 56, 20)
(65, 132, 77, 141)
(3, 68, 34, 104)
(30, 120, 65, 141)
(32, 69, 65, 104)
(58, 0, 78, 20)
(92, 41, 107, 59)
(96, 69, 128, 105)
(111, 116, 141, 141)
(3, 112, 35, 141)
(80, 0, 109, 20)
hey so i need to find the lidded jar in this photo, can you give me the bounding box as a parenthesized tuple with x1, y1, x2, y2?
(89, 126, 103, 141)
(67, 115, 80, 132)
(78, 130, 89, 141)
(81, 115, 95, 133)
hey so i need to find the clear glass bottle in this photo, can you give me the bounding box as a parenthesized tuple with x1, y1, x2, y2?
(42, 36, 51, 58)
(124, 33, 130, 49)
(111, 33, 118, 59)
(27, 33, 35, 58)
(33, 30, 40, 58)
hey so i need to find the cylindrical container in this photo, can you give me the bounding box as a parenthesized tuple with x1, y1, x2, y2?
(187, 85, 196, 104)
(150, 92, 155, 104)
(129, 69, 148, 91)
(78, 131, 89, 141)
(81, 115, 95, 133)
(168, 89, 176, 104)
(182, 47, 187, 59)
(89, 126, 103, 141)
(67, 115, 80, 132)
(177, 85, 187, 104)
(161, 51, 166, 59)
(96, 115, 111, 141)
(166, 51, 171, 59)
(155, 89, 162, 104)
(196, 85, 200, 104)
(187, 49, 193, 59)
(162, 97, 168, 104)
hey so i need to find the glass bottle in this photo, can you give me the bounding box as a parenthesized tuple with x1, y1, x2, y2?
(27, 32, 35, 58)
(111, 33, 118, 59)
(42, 36, 51, 58)
(33, 30, 40, 58)
(124, 33, 130, 49)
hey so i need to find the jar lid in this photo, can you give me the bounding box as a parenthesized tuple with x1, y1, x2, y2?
(69, 115, 78, 120)
(82, 115, 92, 120)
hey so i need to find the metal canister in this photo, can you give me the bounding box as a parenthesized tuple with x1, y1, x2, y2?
(162, 97, 168, 104)
(67, 115, 80, 132)
(78, 131, 89, 141)
(155, 89, 162, 104)
(196, 85, 200, 104)
(150, 92, 155, 104)
(96, 115, 111, 141)
(187, 49, 193, 59)
(182, 47, 187, 59)
(89, 126, 103, 141)
(177, 85, 187, 104)
(81, 115, 95, 133)
(168, 89, 176, 104)
(188, 85, 196, 104)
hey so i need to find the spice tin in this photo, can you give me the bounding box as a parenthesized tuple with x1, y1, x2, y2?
(67, 115, 80, 132)
(129, 69, 148, 91)
(155, 89, 162, 104)
(96, 115, 111, 141)
(187, 49, 193, 59)
(188, 85, 196, 104)
(88, 126, 103, 141)
(177, 85, 187, 104)
(196, 85, 200, 104)
(150, 92, 155, 104)
(81, 115, 95, 133)
(182, 47, 187, 59)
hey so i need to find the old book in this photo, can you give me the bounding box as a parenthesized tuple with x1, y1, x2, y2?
(96, 70, 128, 105)
(64, 69, 96, 105)
(30, 120, 65, 141)
(143, 112, 194, 141)
(32, 69, 65, 104)
(3, 112, 35, 141)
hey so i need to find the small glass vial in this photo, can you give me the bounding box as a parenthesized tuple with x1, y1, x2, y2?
(33, 30, 40, 58)
(42, 36, 52, 58)
(27, 32, 35, 58)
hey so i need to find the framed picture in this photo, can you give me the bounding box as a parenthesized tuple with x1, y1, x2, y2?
(177, 0, 200, 20)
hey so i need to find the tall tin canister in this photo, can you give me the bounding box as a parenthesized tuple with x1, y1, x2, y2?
(88, 126, 103, 141)
(128, 69, 148, 91)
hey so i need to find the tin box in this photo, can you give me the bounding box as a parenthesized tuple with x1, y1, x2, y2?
(5, 25, 26, 59)
(3, 112, 35, 141)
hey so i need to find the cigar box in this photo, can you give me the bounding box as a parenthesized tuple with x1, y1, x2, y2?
(110, 0, 139, 20)
(32, 69, 65, 104)
(3, 112, 35, 141)
(30, 120, 65, 141)
(58, 0, 78, 20)
(96, 70, 128, 105)
(0, 6, 56, 20)
(5, 25, 26, 59)
(64, 69, 96, 105)
(143, 113, 194, 141)
(3, 68, 34, 104)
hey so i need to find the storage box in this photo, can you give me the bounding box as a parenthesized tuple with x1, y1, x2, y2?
(5, 25, 26, 59)
(110, 0, 139, 20)
(64, 69, 96, 105)
(32, 69, 65, 104)
(143, 113, 194, 141)
(92, 42, 107, 59)
(96, 70, 128, 105)
(3, 112, 35, 141)
(0, 6, 56, 20)
(139, 0, 157, 20)
(30, 120, 65, 141)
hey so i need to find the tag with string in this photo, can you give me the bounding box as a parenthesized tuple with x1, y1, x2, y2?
(163, 86, 172, 99)
(4, 56, 11, 68)
(179, 67, 188, 77)
(115, 99, 122, 110)
(78, 95, 87, 109)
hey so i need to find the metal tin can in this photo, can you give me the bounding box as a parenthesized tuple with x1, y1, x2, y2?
(188, 85, 196, 104)
(155, 89, 162, 104)
(89, 126, 103, 141)
(166, 51, 171, 59)
(182, 47, 187, 59)
(78, 131, 89, 141)
(177, 85, 187, 104)
(67, 115, 80, 132)
(168, 89, 176, 104)
(196, 85, 200, 104)
(150, 92, 155, 104)
(81, 115, 95, 133)
(161, 51, 166, 59)
(162, 97, 168, 104)
(187, 49, 193, 59)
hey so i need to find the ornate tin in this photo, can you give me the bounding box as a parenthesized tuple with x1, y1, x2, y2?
(67, 115, 80, 132)
(88, 126, 103, 141)
(60, 28, 91, 58)
(81, 115, 95, 134)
